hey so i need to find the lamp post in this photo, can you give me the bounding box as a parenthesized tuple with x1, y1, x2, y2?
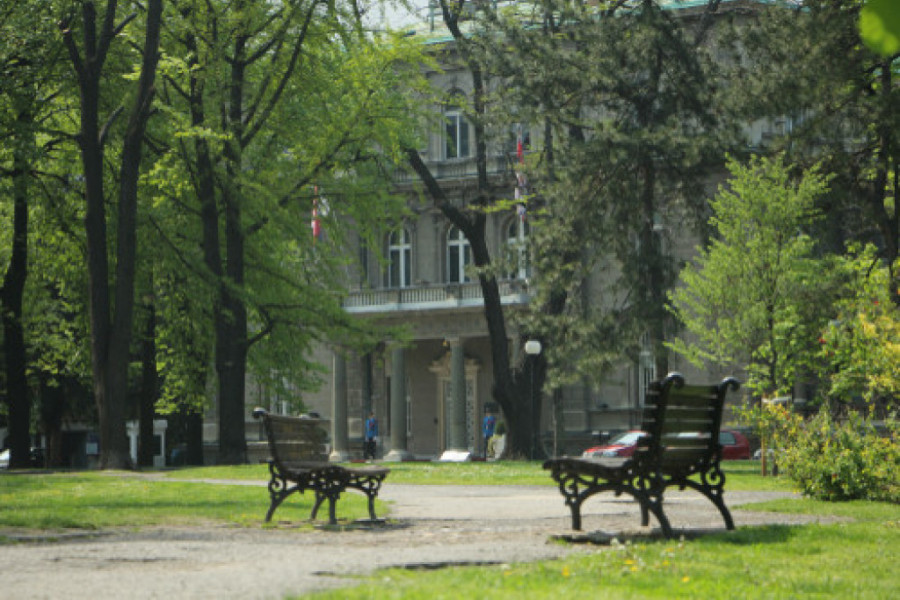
(524, 339, 542, 460)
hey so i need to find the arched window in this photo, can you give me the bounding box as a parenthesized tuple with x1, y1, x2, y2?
(444, 103, 470, 159)
(446, 226, 471, 283)
(506, 217, 531, 280)
(387, 229, 411, 288)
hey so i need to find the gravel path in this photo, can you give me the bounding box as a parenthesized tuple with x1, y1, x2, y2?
(0, 482, 831, 600)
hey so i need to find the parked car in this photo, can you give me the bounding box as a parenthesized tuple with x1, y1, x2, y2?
(718, 429, 751, 460)
(582, 429, 750, 460)
(582, 430, 645, 458)
(0, 449, 8, 469)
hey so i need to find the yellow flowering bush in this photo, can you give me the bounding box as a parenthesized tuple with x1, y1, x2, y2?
(819, 247, 900, 405)
(777, 410, 898, 502)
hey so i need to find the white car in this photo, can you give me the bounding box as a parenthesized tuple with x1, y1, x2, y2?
(0, 448, 9, 469)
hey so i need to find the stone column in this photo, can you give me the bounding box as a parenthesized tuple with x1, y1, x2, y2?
(441, 339, 469, 460)
(384, 346, 413, 461)
(329, 351, 351, 462)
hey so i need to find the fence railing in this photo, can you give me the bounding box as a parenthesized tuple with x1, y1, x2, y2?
(343, 280, 531, 313)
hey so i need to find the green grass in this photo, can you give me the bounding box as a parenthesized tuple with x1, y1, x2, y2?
(0, 460, 785, 533)
(0, 471, 374, 531)
(307, 503, 900, 600)
(165, 459, 794, 491)
(2, 461, 896, 597)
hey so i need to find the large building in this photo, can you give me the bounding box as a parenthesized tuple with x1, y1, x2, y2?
(226, 1, 788, 462)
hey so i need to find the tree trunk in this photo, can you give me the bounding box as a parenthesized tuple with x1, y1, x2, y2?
(2, 100, 33, 469)
(138, 298, 158, 468)
(215, 35, 251, 465)
(872, 59, 899, 305)
(39, 377, 67, 468)
(61, 0, 163, 469)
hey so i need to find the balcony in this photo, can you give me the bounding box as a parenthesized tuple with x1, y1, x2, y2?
(393, 154, 518, 185)
(343, 280, 532, 314)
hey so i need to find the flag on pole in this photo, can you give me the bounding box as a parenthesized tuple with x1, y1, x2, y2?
(514, 124, 528, 220)
(311, 186, 321, 240)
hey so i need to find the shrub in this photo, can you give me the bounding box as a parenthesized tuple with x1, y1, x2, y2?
(775, 411, 899, 503)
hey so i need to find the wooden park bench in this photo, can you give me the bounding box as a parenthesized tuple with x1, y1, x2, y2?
(252, 408, 389, 525)
(543, 373, 740, 538)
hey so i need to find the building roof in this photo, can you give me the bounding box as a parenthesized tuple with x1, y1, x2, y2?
(397, 0, 782, 45)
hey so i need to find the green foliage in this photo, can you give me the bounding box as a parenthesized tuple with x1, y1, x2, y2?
(860, 0, 900, 56)
(758, 405, 900, 503)
(478, 0, 728, 388)
(817, 246, 900, 404)
(668, 155, 833, 397)
(730, 0, 899, 292)
(784, 412, 899, 502)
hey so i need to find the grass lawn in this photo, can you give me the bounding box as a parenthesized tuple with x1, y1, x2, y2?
(3, 461, 894, 598)
(165, 459, 795, 491)
(306, 500, 900, 600)
(0, 471, 375, 531)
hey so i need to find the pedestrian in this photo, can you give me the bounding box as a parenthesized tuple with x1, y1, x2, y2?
(482, 409, 496, 459)
(364, 412, 378, 460)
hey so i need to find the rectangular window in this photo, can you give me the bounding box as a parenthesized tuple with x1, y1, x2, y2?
(403, 248, 410, 287)
(445, 113, 469, 159)
(449, 246, 461, 282)
(389, 249, 401, 288)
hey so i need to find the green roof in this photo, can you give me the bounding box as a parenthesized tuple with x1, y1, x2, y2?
(398, 0, 784, 44)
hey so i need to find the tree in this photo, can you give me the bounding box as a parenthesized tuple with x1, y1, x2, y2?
(731, 0, 899, 305)
(497, 0, 729, 386)
(668, 155, 834, 398)
(157, 0, 422, 463)
(403, 0, 543, 458)
(402, 0, 728, 457)
(59, 0, 163, 468)
(1, 1, 72, 468)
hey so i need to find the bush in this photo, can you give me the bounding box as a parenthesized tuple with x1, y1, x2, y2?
(775, 411, 899, 502)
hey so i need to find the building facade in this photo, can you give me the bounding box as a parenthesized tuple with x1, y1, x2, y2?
(226, 1, 785, 462)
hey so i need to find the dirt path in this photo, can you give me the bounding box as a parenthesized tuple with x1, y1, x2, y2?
(0, 484, 830, 599)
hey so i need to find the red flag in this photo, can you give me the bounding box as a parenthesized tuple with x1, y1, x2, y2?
(517, 137, 524, 163)
(311, 186, 321, 240)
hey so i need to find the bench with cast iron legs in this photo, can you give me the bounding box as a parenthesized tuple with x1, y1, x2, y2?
(253, 408, 389, 525)
(543, 373, 740, 538)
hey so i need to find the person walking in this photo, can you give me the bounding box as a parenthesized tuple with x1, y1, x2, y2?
(482, 410, 497, 459)
(364, 412, 378, 460)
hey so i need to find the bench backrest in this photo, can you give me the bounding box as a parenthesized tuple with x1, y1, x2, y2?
(253, 408, 329, 464)
(638, 373, 740, 472)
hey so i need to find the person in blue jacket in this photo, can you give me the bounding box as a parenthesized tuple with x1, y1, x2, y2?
(364, 412, 378, 460)
(482, 410, 497, 459)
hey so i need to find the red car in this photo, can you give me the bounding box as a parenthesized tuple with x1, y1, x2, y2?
(582, 429, 750, 460)
(582, 430, 645, 458)
(718, 429, 751, 460)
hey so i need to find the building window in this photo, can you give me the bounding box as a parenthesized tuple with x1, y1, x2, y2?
(444, 104, 470, 159)
(387, 229, 411, 288)
(446, 226, 471, 283)
(505, 217, 531, 280)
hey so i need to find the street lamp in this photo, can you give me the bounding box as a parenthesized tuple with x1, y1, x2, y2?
(524, 339, 542, 460)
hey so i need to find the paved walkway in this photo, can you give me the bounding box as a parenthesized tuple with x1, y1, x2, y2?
(0, 483, 828, 600)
